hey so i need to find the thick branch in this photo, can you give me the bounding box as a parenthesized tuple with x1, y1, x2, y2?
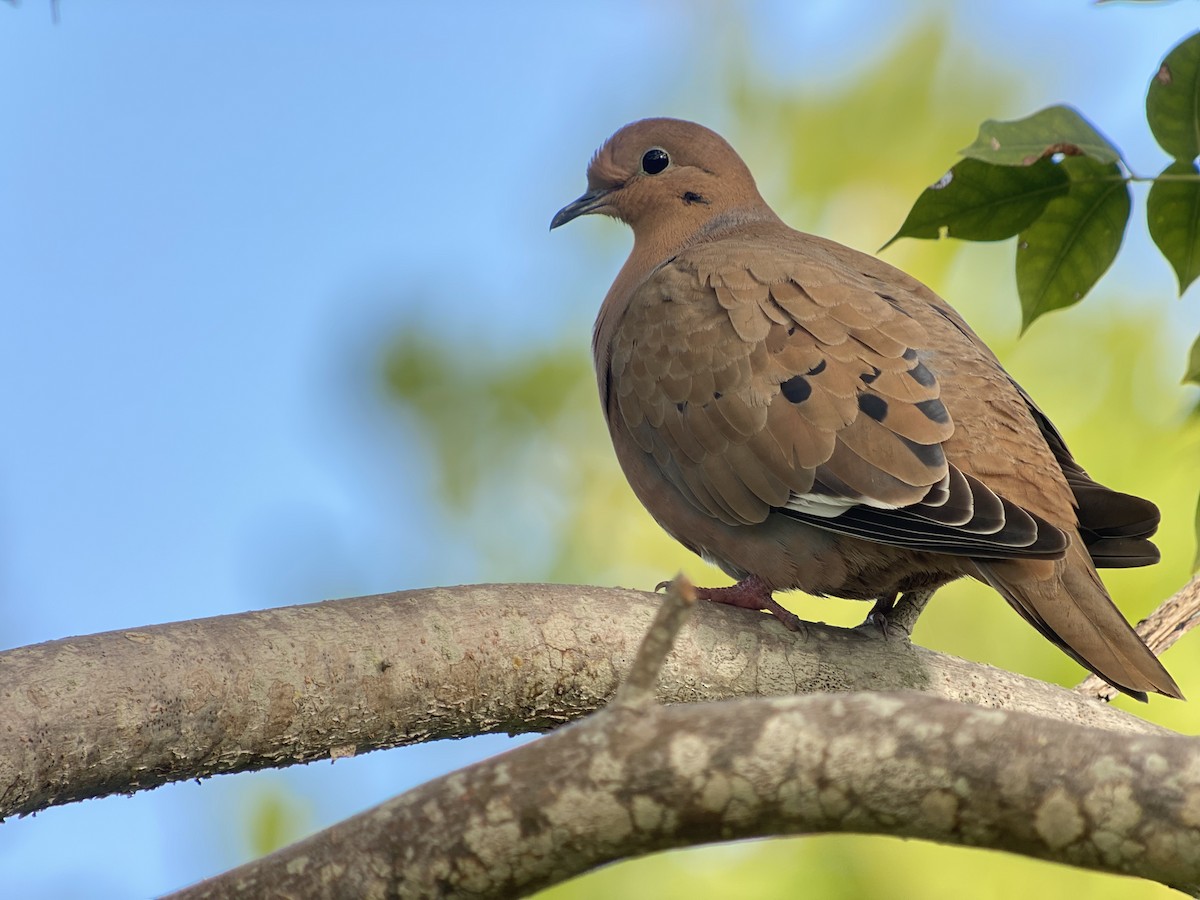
(0, 583, 1174, 820)
(169, 690, 1200, 899)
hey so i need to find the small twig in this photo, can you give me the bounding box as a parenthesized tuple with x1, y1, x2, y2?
(1077, 573, 1200, 701)
(614, 574, 696, 708)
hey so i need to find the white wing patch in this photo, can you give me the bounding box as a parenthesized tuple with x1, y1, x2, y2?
(784, 491, 901, 518)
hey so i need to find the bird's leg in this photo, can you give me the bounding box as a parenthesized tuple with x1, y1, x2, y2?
(890, 588, 936, 635)
(859, 588, 936, 639)
(658, 574, 806, 634)
(861, 593, 898, 638)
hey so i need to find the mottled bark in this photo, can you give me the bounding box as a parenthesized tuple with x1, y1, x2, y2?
(168, 582, 1200, 899)
(169, 693, 1200, 899)
(0, 583, 1171, 821)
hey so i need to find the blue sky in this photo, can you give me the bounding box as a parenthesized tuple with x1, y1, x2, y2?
(3, 3, 1199, 895)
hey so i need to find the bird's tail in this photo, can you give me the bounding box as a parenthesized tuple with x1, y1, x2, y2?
(971, 539, 1182, 702)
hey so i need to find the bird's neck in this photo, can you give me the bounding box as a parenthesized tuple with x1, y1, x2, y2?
(590, 202, 781, 410)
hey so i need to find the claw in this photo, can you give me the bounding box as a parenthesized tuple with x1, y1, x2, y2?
(855, 589, 936, 640)
(857, 594, 898, 640)
(672, 574, 807, 636)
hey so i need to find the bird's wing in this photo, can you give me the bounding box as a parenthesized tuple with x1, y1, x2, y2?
(868, 254, 1160, 569)
(1015, 382, 1160, 567)
(607, 235, 1067, 560)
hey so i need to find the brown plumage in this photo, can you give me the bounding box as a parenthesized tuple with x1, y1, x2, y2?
(551, 117, 1181, 701)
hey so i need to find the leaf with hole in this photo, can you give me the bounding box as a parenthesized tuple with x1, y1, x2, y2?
(883, 157, 1069, 250)
(1146, 30, 1200, 161)
(961, 105, 1122, 167)
(1015, 157, 1130, 331)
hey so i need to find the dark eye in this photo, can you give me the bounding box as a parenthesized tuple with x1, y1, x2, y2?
(641, 148, 670, 175)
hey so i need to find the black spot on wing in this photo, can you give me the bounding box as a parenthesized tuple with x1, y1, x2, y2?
(806, 359, 827, 376)
(908, 361, 936, 387)
(916, 398, 950, 424)
(857, 393, 888, 422)
(781, 375, 811, 404)
(900, 436, 944, 468)
(860, 366, 881, 384)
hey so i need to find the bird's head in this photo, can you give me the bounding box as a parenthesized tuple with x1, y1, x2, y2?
(551, 118, 770, 238)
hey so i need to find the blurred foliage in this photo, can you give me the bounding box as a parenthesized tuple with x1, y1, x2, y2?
(536, 834, 1175, 900)
(379, 18, 1198, 900)
(383, 332, 588, 511)
(537, 840, 1180, 900)
(726, 21, 1008, 279)
(241, 785, 313, 860)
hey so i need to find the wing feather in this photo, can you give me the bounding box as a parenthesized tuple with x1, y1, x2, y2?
(608, 241, 1067, 560)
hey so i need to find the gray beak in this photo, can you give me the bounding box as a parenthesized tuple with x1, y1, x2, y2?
(550, 188, 613, 230)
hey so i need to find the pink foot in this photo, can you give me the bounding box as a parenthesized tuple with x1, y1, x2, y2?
(660, 575, 805, 634)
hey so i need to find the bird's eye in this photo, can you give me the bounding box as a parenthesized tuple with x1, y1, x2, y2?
(641, 148, 670, 175)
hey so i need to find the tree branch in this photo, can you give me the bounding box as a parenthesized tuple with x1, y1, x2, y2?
(0, 583, 1175, 821)
(613, 575, 697, 708)
(1078, 572, 1200, 701)
(167, 690, 1200, 899)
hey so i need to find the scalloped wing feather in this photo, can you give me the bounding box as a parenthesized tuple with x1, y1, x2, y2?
(609, 239, 1060, 557)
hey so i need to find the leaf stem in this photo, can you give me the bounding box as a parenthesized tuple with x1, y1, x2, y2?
(1127, 173, 1200, 184)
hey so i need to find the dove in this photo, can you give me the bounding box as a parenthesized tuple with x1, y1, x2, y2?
(551, 117, 1181, 701)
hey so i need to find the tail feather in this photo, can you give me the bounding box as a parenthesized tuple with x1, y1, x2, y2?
(972, 540, 1182, 702)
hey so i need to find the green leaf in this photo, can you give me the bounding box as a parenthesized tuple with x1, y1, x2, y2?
(1015, 157, 1131, 330)
(883, 157, 1068, 249)
(1148, 161, 1200, 295)
(1146, 30, 1200, 161)
(961, 105, 1123, 167)
(1186, 332, 1200, 385)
